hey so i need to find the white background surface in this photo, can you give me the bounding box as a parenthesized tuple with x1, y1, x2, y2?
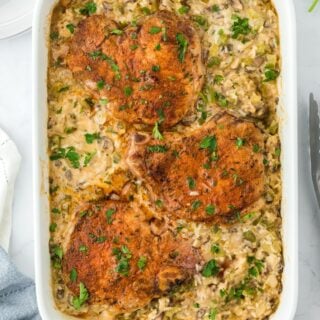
(0, 1, 319, 319)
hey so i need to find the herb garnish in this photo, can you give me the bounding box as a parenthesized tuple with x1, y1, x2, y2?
(124, 86, 133, 97)
(137, 256, 148, 270)
(231, 16, 251, 39)
(83, 151, 96, 167)
(49, 223, 57, 232)
(187, 177, 196, 190)
(176, 33, 188, 62)
(235, 137, 245, 148)
(211, 5, 220, 12)
(154, 43, 161, 51)
(191, 200, 202, 211)
(208, 308, 217, 320)
(80, 2, 97, 16)
(200, 136, 217, 153)
(111, 29, 123, 35)
(72, 282, 89, 310)
(106, 208, 116, 224)
(149, 26, 161, 34)
(152, 65, 160, 72)
(70, 268, 77, 282)
(192, 15, 208, 30)
(201, 259, 219, 277)
(264, 67, 279, 81)
(113, 245, 132, 276)
(85, 132, 100, 144)
(178, 6, 190, 14)
(208, 56, 221, 67)
(155, 199, 164, 208)
(205, 204, 216, 215)
(97, 79, 105, 90)
(152, 122, 164, 140)
(147, 145, 168, 153)
(50, 147, 80, 169)
(66, 24, 75, 34)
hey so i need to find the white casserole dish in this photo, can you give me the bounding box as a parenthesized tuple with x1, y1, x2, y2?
(32, 1, 298, 319)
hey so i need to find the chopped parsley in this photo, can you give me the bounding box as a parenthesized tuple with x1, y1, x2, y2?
(58, 85, 69, 93)
(231, 16, 251, 39)
(176, 33, 188, 63)
(106, 208, 116, 224)
(79, 2, 97, 16)
(83, 151, 96, 167)
(152, 122, 164, 140)
(79, 245, 88, 253)
(149, 26, 162, 34)
(236, 137, 245, 148)
(152, 65, 160, 72)
(72, 282, 89, 310)
(214, 91, 228, 107)
(200, 136, 217, 153)
(110, 29, 123, 35)
(113, 245, 132, 276)
(264, 67, 279, 82)
(49, 223, 57, 232)
(201, 259, 219, 277)
(207, 56, 221, 67)
(205, 204, 216, 215)
(52, 208, 60, 214)
(178, 5, 190, 14)
(243, 230, 256, 242)
(50, 147, 80, 169)
(96, 79, 105, 90)
(70, 268, 77, 282)
(211, 5, 220, 12)
(137, 256, 148, 270)
(130, 44, 139, 50)
(154, 43, 161, 51)
(85, 132, 100, 144)
(141, 6, 151, 15)
(192, 15, 208, 30)
(53, 245, 63, 260)
(208, 308, 217, 320)
(66, 23, 75, 34)
(155, 199, 164, 208)
(191, 200, 202, 211)
(147, 145, 168, 153)
(100, 98, 108, 105)
(214, 74, 224, 84)
(124, 86, 133, 97)
(211, 244, 220, 254)
(50, 31, 59, 41)
(252, 144, 260, 153)
(187, 177, 196, 190)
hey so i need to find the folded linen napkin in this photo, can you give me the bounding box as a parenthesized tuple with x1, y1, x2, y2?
(0, 128, 40, 320)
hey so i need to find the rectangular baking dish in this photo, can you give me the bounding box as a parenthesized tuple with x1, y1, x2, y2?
(32, 1, 298, 319)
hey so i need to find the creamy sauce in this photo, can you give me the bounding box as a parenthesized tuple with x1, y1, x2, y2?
(48, 1, 282, 319)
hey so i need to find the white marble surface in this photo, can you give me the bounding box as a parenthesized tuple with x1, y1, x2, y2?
(0, 1, 320, 319)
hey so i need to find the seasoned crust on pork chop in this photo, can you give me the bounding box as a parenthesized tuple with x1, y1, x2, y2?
(62, 201, 200, 312)
(126, 113, 265, 223)
(66, 11, 205, 128)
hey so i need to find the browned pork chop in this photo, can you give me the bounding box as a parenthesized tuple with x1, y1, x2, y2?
(66, 11, 205, 128)
(127, 113, 265, 223)
(62, 201, 200, 312)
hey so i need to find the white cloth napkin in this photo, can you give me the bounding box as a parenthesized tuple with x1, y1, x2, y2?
(0, 128, 21, 252)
